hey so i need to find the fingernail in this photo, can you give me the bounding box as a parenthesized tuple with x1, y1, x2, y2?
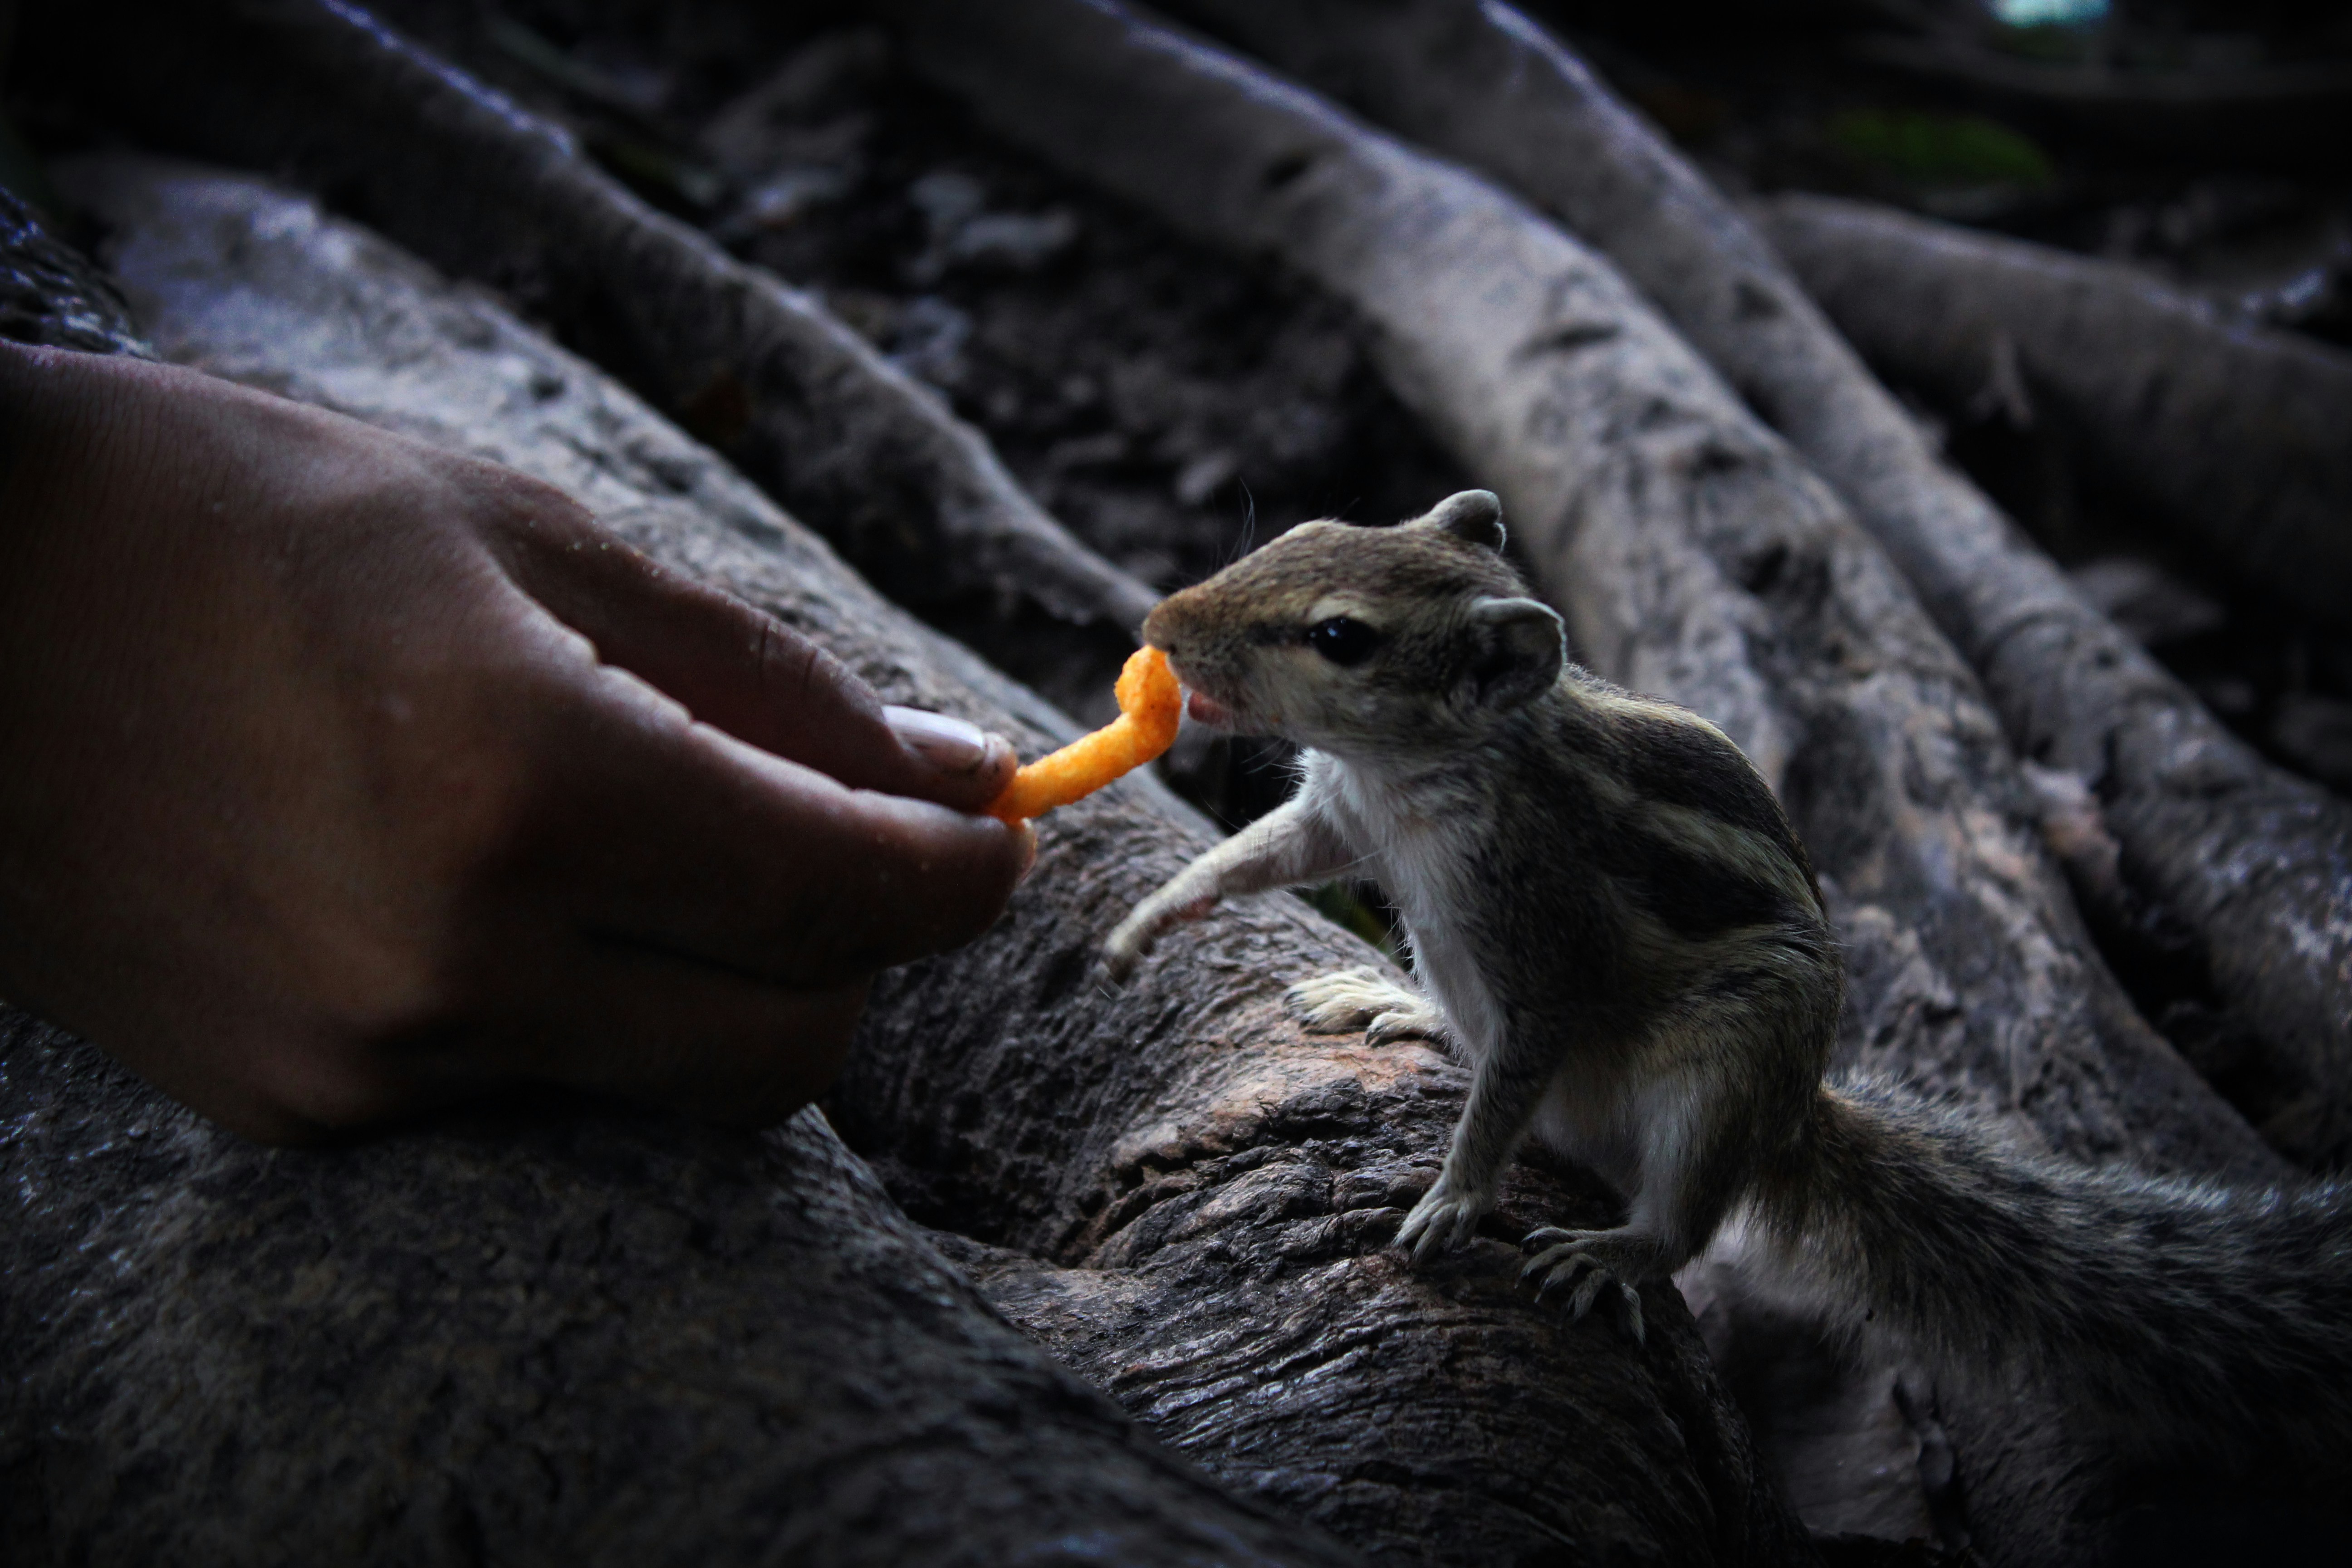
(1013, 821, 1038, 882)
(883, 705, 992, 772)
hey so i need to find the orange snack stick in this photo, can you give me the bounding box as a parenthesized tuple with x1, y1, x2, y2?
(988, 646, 1181, 822)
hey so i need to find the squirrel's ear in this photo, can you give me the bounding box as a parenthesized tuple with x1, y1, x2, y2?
(1465, 596, 1563, 710)
(1420, 489, 1505, 552)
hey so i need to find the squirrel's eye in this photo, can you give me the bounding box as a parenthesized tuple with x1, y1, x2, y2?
(1305, 617, 1382, 666)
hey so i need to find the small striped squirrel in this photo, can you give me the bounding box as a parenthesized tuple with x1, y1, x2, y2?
(1106, 490, 2351, 1467)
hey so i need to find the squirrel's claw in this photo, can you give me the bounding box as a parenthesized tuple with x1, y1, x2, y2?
(1288, 967, 1446, 1043)
(1394, 1179, 1488, 1264)
(1103, 895, 1219, 981)
(1523, 1232, 1649, 1344)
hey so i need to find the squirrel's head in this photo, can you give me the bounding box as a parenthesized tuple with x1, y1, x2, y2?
(1142, 490, 1566, 755)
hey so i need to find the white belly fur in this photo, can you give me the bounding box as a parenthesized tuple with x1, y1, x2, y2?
(1312, 753, 1645, 1194)
(1312, 754, 1502, 1065)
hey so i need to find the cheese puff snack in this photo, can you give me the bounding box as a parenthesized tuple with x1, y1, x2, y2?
(988, 647, 1180, 822)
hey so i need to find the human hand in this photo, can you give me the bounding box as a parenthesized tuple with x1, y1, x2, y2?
(0, 342, 1029, 1142)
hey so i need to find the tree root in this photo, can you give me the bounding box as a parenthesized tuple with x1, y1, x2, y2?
(39, 154, 1817, 1568)
(1849, 29, 2352, 164)
(872, 6, 2318, 1557)
(1742, 199, 2352, 1166)
(1755, 192, 2352, 635)
(880, 0, 2282, 1181)
(1154, 0, 2352, 1172)
(0, 1020, 1365, 1568)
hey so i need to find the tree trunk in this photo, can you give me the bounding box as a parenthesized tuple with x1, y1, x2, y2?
(40, 153, 1818, 1568)
(1147, 0, 2352, 1172)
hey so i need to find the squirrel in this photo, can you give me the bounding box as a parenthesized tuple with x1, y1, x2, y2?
(1104, 489, 2352, 1468)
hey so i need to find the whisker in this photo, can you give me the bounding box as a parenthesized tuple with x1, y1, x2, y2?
(1224, 480, 1259, 566)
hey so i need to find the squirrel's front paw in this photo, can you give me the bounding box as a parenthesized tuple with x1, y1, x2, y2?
(1101, 924, 1149, 982)
(1103, 893, 1218, 980)
(1393, 1174, 1492, 1265)
(1520, 1227, 1652, 1344)
(1288, 967, 1446, 1045)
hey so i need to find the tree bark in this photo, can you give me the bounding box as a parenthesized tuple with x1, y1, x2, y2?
(1754, 191, 2352, 633)
(0, 1015, 1365, 1568)
(43, 153, 1818, 1568)
(1150, 0, 2352, 1169)
(33, 0, 1159, 720)
(0, 183, 150, 355)
(1846, 27, 2352, 164)
(868, 5, 2299, 1558)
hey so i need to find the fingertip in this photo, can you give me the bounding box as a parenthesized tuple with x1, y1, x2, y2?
(981, 731, 1019, 793)
(881, 705, 1019, 813)
(541, 691, 1028, 987)
(882, 705, 990, 770)
(894, 798, 1029, 954)
(979, 735, 1020, 813)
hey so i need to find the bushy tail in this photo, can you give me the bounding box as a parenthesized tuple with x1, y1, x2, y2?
(1740, 1076, 2352, 1470)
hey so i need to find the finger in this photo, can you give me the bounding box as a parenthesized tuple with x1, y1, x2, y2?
(480, 478, 1014, 812)
(525, 665, 1028, 988)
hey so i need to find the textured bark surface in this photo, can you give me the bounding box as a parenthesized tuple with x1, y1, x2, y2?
(0, 183, 150, 355)
(1156, 0, 2352, 1171)
(1750, 192, 2352, 1166)
(872, 6, 2302, 1560)
(0, 1017, 1363, 1568)
(33, 0, 1157, 719)
(34, 156, 1819, 1568)
(1755, 196, 2352, 599)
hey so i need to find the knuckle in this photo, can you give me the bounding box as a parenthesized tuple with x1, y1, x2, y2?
(472, 456, 595, 535)
(353, 671, 568, 899)
(757, 615, 838, 702)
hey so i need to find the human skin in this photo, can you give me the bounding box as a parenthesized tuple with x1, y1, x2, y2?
(0, 341, 1031, 1142)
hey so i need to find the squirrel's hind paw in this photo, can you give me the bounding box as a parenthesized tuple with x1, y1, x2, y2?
(1521, 1229, 1651, 1344)
(1288, 967, 1446, 1044)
